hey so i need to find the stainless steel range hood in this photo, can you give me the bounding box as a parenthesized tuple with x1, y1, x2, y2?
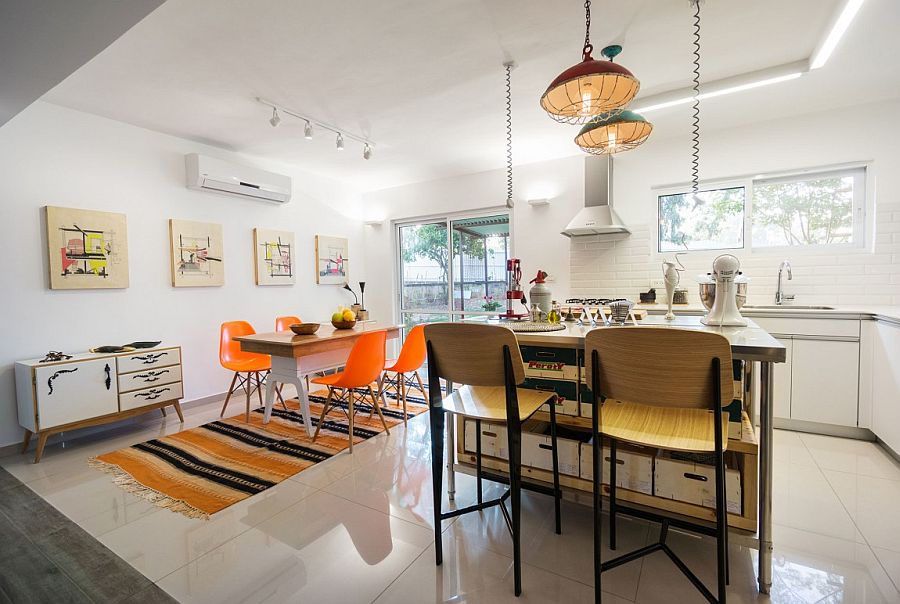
(561, 155, 630, 237)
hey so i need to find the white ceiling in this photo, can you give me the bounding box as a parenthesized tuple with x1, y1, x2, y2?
(42, 0, 900, 191)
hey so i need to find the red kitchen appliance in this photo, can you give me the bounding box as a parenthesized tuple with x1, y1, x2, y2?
(500, 258, 528, 320)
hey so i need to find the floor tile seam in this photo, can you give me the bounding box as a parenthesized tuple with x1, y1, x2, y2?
(367, 540, 434, 604)
(817, 467, 900, 594)
(319, 483, 444, 533)
(800, 433, 900, 481)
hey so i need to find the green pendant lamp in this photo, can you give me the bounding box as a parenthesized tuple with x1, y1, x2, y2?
(574, 110, 653, 155)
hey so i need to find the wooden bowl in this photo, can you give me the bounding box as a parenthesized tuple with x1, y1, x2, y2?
(331, 319, 357, 330)
(290, 323, 320, 335)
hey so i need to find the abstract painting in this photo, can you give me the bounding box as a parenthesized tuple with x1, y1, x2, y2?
(169, 219, 224, 287)
(46, 206, 129, 290)
(254, 228, 295, 285)
(315, 235, 348, 285)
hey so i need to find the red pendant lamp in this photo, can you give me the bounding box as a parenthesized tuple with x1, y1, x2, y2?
(540, 0, 641, 124)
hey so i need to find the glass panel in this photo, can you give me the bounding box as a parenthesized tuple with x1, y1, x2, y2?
(658, 187, 745, 252)
(450, 214, 510, 313)
(400, 312, 449, 334)
(399, 221, 449, 312)
(752, 172, 858, 247)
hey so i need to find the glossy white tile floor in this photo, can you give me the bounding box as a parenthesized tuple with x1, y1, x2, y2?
(3, 399, 900, 603)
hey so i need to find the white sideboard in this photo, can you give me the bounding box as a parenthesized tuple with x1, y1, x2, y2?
(15, 346, 184, 462)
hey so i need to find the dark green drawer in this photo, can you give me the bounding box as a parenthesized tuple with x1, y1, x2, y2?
(521, 377, 578, 402)
(520, 345, 578, 366)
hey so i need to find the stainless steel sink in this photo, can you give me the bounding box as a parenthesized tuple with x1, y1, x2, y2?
(743, 305, 835, 310)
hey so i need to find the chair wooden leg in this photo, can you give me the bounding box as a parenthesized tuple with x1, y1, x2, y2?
(312, 387, 334, 440)
(400, 372, 408, 424)
(414, 371, 427, 400)
(276, 385, 288, 411)
(255, 372, 264, 407)
(244, 372, 252, 423)
(21, 429, 32, 454)
(348, 390, 355, 453)
(368, 385, 390, 434)
(220, 372, 239, 417)
(429, 407, 446, 566)
(173, 401, 185, 422)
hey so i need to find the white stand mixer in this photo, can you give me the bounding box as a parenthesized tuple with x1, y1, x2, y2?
(701, 254, 748, 327)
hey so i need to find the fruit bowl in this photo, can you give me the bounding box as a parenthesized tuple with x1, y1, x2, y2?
(289, 323, 320, 335)
(331, 319, 357, 330)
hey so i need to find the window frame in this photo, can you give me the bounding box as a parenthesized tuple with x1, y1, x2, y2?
(654, 164, 870, 256)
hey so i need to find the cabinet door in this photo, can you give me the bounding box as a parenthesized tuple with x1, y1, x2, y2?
(790, 339, 859, 427)
(773, 337, 792, 420)
(872, 322, 900, 452)
(34, 358, 119, 429)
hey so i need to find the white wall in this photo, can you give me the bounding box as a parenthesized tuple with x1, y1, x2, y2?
(0, 102, 366, 447)
(363, 98, 900, 319)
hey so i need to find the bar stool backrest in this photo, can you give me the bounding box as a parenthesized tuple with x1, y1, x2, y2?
(584, 327, 733, 410)
(424, 323, 525, 388)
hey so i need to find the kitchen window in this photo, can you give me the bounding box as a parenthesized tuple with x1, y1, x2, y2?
(396, 211, 511, 331)
(656, 166, 867, 253)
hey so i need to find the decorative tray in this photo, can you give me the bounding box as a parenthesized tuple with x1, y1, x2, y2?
(504, 322, 567, 333)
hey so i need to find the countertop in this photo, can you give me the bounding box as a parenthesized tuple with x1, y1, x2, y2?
(634, 304, 900, 325)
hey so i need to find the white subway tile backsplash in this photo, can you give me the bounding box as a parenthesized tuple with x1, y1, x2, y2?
(569, 222, 900, 306)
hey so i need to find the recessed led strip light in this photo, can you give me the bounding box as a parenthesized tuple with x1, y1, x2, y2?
(256, 97, 376, 160)
(631, 0, 863, 115)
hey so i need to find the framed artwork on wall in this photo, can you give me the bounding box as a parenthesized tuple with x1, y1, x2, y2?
(45, 205, 129, 290)
(169, 219, 224, 287)
(315, 235, 348, 285)
(254, 228, 295, 286)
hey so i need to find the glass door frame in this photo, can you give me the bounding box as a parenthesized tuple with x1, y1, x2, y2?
(393, 206, 514, 327)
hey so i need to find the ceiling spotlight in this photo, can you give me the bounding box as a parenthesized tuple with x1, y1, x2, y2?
(336, 133, 344, 151)
(269, 107, 281, 127)
(304, 121, 313, 139)
(363, 144, 372, 160)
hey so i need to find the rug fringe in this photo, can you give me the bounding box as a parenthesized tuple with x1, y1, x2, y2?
(88, 457, 210, 520)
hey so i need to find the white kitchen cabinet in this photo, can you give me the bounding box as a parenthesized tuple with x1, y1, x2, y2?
(773, 337, 792, 420)
(872, 321, 900, 453)
(33, 358, 119, 429)
(789, 339, 859, 427)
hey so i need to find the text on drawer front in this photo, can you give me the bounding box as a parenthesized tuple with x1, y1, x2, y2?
(131, 352, 170, 365)
(134, 387, 172, 401)
(132, 369, 171, 382)
(47, 368, 78, 395)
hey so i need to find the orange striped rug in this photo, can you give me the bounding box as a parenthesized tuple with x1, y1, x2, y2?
(90, 388, 428, 519)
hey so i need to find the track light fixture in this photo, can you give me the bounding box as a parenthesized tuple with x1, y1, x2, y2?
(257, 97, 374, 159)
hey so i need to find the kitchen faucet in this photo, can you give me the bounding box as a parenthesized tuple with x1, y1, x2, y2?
(775, 260, 794, 305)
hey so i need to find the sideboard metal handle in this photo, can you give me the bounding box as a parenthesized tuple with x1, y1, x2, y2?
(105, 364, 111, 390)
(134, 352, 169, 364)
(47, 368, 78, 395)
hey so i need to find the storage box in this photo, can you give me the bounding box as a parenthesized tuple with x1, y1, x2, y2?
(521, 377, 579, 416)
(521, 346, 579, 381)
(579, 441, 654, 495)
(520, 423, 587, 477)
(654, 455, 742, 514)
(463, 419, 508, 460)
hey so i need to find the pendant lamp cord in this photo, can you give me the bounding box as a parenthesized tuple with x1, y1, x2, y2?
(505, 62, 514, 208)
(583, 0, 593, 58)
(690, 0, 702, 197)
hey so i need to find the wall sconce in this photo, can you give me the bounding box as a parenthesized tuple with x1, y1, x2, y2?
(527, 198, 551, 207)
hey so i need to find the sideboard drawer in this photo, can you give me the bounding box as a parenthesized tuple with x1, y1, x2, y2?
(117, 348, 180, 373)
(118, 365, 182, 393)
(120, 382, 183, 411)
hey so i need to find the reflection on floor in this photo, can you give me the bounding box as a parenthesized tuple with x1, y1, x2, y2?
(1, 395, 899, 603)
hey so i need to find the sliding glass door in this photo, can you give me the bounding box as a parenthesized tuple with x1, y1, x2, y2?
(397, 211, 511, 330)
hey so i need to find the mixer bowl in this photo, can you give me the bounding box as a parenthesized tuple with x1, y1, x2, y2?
(698, 281, 748, 311)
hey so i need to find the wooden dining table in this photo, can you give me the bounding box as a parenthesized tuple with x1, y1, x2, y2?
(235, 322, 402, 437)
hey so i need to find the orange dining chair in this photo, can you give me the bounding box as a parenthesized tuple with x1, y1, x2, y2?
(275, 315, 302, 332)
(379, 324, 427, 424)
(311, 330, 390, 453)
(219, 321, 285, 422)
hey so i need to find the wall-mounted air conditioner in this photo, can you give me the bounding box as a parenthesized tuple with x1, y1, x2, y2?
(185, 153, 292, 204)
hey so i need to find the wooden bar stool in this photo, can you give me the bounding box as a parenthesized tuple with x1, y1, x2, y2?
(311, 330, 391, 453)
(219, 321, 286, 422)
(424, 323, 563, 597)
(586, 326, 732, 604)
